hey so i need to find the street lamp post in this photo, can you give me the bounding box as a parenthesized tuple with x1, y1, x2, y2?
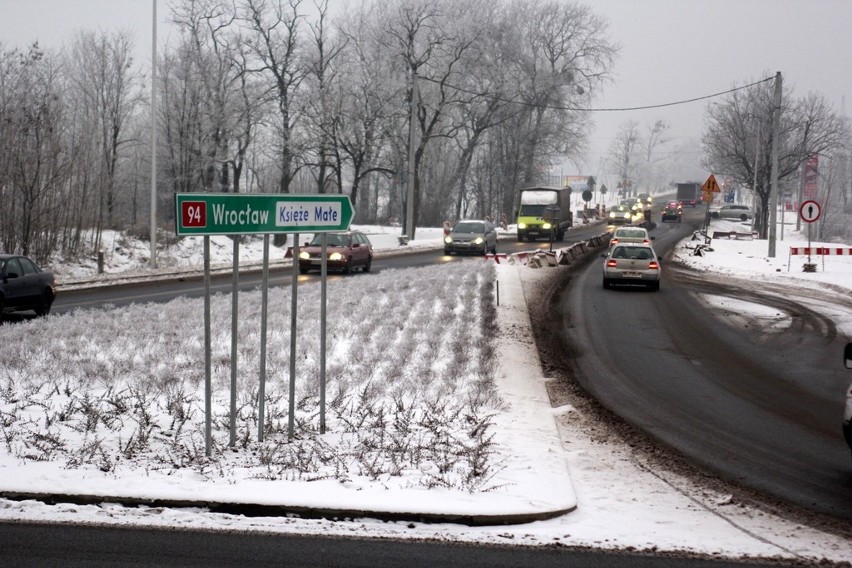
(150, 0, 158, 269)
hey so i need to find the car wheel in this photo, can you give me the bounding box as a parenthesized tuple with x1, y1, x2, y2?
(298, 266, 310, 274)
(649, 281, 660, 292)
(344, 257, 353, 274)
(35, 290, 53, 317)
(711, 212, 720, 219)
(602, 277, 610, 290)
(0, 297, 4, 324)
(444, 249, 451, 255)
(363, 255, 372, 273)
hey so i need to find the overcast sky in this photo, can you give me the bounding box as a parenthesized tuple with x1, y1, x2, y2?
(1, 0, 850, 184)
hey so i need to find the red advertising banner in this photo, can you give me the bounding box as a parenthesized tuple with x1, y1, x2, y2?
(803, 155, 818, 199)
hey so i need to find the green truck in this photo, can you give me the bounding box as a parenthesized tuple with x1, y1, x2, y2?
(515, 186, 573, 242)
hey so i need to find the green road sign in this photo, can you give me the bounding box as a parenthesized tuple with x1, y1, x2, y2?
(174, 193, 354, 236)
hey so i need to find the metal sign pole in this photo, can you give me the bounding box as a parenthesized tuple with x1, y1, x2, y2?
(258, 234, 270, 442)
(229, 237, 239, 447)
(320, 233, 327, 434)
(288, 233, 299, 441)
(807, 222, 812, 264)
(172, 194, 355, 443)
(204, 236, 212, 457)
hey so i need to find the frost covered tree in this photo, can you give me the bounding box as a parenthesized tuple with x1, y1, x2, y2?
(703, 76, 847, 238)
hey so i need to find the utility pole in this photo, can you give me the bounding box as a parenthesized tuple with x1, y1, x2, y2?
(751, 120, 760, 234)
(768, 71, 782, 258)
(405, 71, 418, 242)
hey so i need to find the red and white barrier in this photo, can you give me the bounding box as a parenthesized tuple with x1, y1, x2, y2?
(789, 247, 852, 256)
(484, 253, 508, 263)
(787, 246, 851, 271)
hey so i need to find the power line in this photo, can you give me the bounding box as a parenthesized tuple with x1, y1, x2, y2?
(419, 75, 775, 112)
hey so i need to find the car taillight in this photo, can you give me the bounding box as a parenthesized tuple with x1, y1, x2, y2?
(643, 239, 650, 245)
(606, 260, 618, 267)
(610, 238, 618, 245)
(648, 261, 659, 269)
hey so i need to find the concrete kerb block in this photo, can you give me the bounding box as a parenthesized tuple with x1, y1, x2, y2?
(543, 252, 558, 266)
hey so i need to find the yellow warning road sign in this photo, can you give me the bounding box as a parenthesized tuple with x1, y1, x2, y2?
(701, 174, 721, 193)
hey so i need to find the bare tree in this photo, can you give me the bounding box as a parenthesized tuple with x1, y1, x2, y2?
(159, 42, 207, 195)
(242, 0, 307, 194)
(334, 2, 400, 220)
(301, 0, 348, 195)
(642, 119, 671, 193)
(0, 44, 68, 260)
(608, 120, 641, 198)
(66, 30, 141, 250)
(703, 77, 847, 237)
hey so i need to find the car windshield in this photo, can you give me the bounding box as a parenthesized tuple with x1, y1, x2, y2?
(309, 233, 350, 247)
(453, 222, 485, 233)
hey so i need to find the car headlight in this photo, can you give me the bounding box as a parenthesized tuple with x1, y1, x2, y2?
(542, 222, 552, 230)
(517, 223, 527, 229)
(473, 237, 484, 245)
(444, 236, 453, 244)
(329, 252, 344, 261)
(299, 252, 310, 260)
(609, 212, 616, 218)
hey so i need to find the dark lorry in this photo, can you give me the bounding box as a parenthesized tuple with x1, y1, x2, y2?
(676, 182, 701, 207)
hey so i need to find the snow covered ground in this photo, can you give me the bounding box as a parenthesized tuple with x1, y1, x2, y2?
(1, 215, 851, 565)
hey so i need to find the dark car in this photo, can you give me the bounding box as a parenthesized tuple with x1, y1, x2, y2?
(298, 231, 373, 274)
(0, 254, 56, 322)
(444, 219, 498, 255)
(661, 200, 682, 223)
(843, 343, 852, 461)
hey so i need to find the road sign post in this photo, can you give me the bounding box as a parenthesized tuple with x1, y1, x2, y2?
(175, 193, 354, 454)
(700, 175, 721, 242)
(799, 200, 821, 268)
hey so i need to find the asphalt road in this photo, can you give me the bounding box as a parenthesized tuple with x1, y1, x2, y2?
(51, 225, 606, 315)
(556, 208, 852, 521)
(0, 519, 796, 567)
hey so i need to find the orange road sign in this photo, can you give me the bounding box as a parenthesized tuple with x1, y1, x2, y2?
(701, 174, 721, 193)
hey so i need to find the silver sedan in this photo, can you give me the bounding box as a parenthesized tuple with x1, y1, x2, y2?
(711, 204, 753, 221)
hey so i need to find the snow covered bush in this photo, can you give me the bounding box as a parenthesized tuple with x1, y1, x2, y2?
(0, 261, 504, 492)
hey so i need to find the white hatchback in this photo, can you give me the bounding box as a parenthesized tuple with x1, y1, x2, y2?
(609, 226, 653, 249)
(602, 243, 661, 291)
